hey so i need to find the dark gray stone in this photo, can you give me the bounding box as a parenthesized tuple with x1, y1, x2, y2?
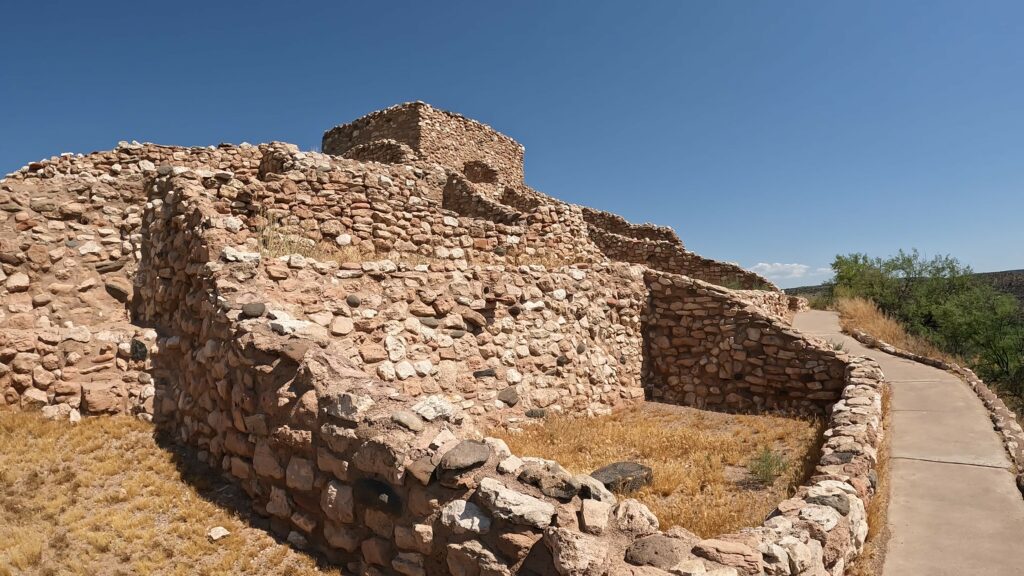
(438, 440, 491, 472)
(518, 461, 579, 501)
(241, 302, 266, 318)
(346, 294, 361, 307)
(807, 494, 850, 516)
(591, 461, 653, 494)
(473, 368, 496, 379)
(129, 339, 148, 361)
(525, 408, 547, 419)
(497, 386, 520, 406)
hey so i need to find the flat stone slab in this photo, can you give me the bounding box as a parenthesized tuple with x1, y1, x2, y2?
(590, 461, 653, 494)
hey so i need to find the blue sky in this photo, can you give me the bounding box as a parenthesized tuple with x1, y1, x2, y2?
(2, 1, 1022, 288)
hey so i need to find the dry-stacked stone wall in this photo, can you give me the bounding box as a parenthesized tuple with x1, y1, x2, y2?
(134, 169, 885, 575)
(0, 142, 263, 418)
(323, 102, 525, 190)
(255, 144, 602, 268)
(581, 206, 681, 244)
(1, 102, 887, 574)
(644, 271, 848, 413)
(586, 225, 776, 291)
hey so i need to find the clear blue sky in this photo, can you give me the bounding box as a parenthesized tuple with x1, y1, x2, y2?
(3, 1, 1022, 288)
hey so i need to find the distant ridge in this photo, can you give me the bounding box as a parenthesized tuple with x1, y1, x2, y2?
(786, 268, 1024, 306)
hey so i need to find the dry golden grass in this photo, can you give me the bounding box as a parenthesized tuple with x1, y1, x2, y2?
(836, 297, 957, 364)
(492, 403, 822, 537)
(0, 410, 341, 576)
(846, 384, 893, 576)
(259, 227, 376, 263)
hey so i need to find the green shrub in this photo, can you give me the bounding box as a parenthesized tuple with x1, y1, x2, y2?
(830, 249, 1024, 398)
(748, 448, 787, 485)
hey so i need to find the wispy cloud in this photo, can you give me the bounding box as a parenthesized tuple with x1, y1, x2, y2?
(749, 262, 833, 285)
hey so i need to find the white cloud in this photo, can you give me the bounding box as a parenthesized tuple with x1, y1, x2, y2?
(750, 262, 811, 280)
(749, 263, 833, 285)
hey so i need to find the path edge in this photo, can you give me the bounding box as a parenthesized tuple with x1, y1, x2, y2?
(846, 328, 1024, 496)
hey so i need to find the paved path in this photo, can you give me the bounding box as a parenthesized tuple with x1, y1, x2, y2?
(793, 310, 1024, 576)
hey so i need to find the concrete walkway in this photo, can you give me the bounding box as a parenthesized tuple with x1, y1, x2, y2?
(793, 310, 1024, 576)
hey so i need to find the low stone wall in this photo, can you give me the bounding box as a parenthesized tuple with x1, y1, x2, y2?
(587, 225, 776, 291)
(442, 175, 525, 226)
(580, 206, 681, 244)
(848, 329, 1024, 491)
(644, 271, 848, 413)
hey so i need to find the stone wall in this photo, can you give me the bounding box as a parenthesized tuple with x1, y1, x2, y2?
(587, 225, 776, 291)
(341, 139, 419, 165)
(581, 206, 681, 244)
(0, 102, 887, 574)
(133, 169, 884, 576)
(254, 143, 602, 268)
(0, 142, 264, 418)
(322, 103, 422, 160)
(322, 102, 525, 189)
(643, 271, 848, 413)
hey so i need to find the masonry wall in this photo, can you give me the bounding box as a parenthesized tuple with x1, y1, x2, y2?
(580, 206, 681, 244)
(417, 104, 525, 188)
(135, 170, 885, 576)
(0, 143, 264, 417)
(643, 271, 848, 413)
(588, 225, 776, 291)
(322, 104, 423, 158)
(322, 102, 526, 189)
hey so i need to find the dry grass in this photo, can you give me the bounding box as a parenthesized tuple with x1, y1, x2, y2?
(259, 227, 376, 263)
(492, 403, 822, 537)
(836, 297, 957, 363)
(0, 410, 341, 576)
(504, 245, 580, 269)
(846, 384, 893, 576)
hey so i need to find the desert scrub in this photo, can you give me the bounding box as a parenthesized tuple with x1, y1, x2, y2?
(0, 410, 341, 576)
(748, 447, 788, 484)
(491, 402, 822, 537)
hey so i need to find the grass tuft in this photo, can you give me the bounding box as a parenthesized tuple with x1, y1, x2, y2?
(748, 447, 788, 485)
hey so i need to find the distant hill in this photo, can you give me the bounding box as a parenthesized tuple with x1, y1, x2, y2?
(976, 269, 1024, 304)
(786, 269, 1024, 306)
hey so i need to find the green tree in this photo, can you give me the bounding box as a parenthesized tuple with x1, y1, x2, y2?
(830, 249, 1024, 398)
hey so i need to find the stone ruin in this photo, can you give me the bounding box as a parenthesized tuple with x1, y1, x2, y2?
(0, 102, 885, 576)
